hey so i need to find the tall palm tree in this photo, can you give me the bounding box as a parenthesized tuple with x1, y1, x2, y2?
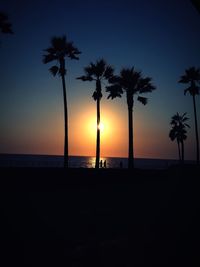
(77, 59, 114, 168)
(43, 36, 81, 168)
(169, 112, 190, 163)
(106, 67, 156, 169)
(0, 12, 13, 34)
(179, 67, 200, 164)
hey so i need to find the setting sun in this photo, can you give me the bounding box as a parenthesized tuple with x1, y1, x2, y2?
(98, 122, 105, 132)
(88, 118, 107, 136)
(69, 103, 128, 158)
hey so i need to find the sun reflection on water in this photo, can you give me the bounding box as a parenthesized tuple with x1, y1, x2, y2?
(88, 157, 107, 168)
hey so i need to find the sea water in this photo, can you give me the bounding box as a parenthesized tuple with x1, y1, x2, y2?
(0, 153, 190, 169)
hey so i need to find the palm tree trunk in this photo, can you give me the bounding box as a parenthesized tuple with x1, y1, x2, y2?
(95, 80, 101, 169)
(177, 140, 181, 162)
(60, 60, 68, 168)
(181, 141, 184, 164)
(192, 95, 199, 164)
(128, 102, 134, 169)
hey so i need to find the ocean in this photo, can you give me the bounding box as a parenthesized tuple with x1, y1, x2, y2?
(0, 153, 193, 169)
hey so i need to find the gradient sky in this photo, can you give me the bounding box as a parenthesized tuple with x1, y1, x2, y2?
(0, 0, 200, 160)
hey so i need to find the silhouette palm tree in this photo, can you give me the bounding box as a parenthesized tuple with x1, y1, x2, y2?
(43, 36, 81, 168)
(0, 12, 13, 34)
(179, 67, 200, 164)
(191, 0, 200, 14)
(169, 112, 190, 163)
(77, 59, 114, 168)
(106, 67, 156, 169)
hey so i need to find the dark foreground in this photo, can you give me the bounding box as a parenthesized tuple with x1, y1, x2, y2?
(0, 166, 200, 266)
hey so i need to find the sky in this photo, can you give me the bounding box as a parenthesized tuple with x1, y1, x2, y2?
(0, 0, 200, 160)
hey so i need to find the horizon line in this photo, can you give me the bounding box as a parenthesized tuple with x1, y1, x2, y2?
(0, 152, 187, 161)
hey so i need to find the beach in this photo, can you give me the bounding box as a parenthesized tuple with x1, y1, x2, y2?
(0, 166, 199, 266)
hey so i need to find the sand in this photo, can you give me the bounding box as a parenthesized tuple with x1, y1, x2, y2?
(0, 166, 199, 266)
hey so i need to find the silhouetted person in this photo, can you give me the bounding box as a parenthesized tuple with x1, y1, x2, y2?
(120, 161, 123, 168)
(103, 160, 106, 168)
(100, 160, 103, 168)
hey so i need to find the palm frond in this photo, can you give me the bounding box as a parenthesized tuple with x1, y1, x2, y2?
(67, 42, 81, 60)
(51, 36, 65, 51)
(79, 59, 112, 81)
(1, 22, 13, 33)
(44, 35, 81, 64)
(137, 96, 148, 105)
(69, 53, 79, 60)
(182, 112, 187, 117)
(191, 0, 200, 14)
(182, 134, 187, 141)
(108, 75, 120, 84)
(0, 12, 8, 21)
(179, 75, 190, 84)
(171, 113, 180, 123)
(43, 54, 57, 64)
(184, 85, 199, 96)
(77, 75, 94, 81)
(169, 128, 176, 141)
(0, 12, 13, 34)
(182, 113, 189, 122)
(179, 67, 200, 84)
(84, 65, 95, 77)
(185, 123, 190, 128)
(49, 66, 59, 76)
(169, 112, 190, 143)
(95, 59, 106, 78)
(103, 65, 114, 79)
(44, 47, 56, 54)
(138, 77, 156, 94)
(184, 87, 189, 95)
(119, 67, 142, 93)
(106, 84, 123, 99)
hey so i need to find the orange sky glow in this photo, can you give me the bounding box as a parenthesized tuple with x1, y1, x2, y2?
(0, 96, 197, 160)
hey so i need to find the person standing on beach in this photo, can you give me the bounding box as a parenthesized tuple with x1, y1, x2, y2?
(103, 160, 107, 168)
(100, 160, 103, 168)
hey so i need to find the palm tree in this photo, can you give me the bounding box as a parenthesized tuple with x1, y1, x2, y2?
(43, 36, 81, 168)
(191, 0, 200, 14)
(106, 67, 156, 169)
(77, 59, 114, 168)
(169, 112, 190, 163)
(179, 67, 200, 164)
(0, 12, 13, 34)
(169, 126, 181, 162)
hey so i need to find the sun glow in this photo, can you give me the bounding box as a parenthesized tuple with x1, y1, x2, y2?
(89, 119, 107, 136)
(98, 122, 105, 131)
(69, 103, 128, 157)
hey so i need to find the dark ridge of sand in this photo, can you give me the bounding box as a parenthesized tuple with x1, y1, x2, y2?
(0, 166, 199, 266)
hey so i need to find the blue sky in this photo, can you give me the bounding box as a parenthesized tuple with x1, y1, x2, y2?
(0, 0, 200, 159)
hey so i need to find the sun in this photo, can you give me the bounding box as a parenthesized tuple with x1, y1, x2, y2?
(88, 117, 107, 138)
(98, 122, 105, 131)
